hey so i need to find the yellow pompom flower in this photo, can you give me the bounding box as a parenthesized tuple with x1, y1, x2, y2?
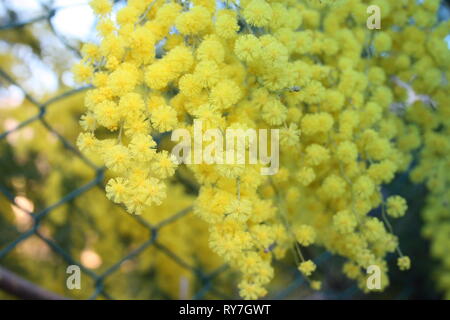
(164, 45, 194, 74)
(103, 144, 131, 174)
(296, 167, 316, 186)
(302, 80, 326, 104)
(76, 132, 98, 153)
(145, 63, 173, 90)
(72, 62, 93, 83)
(100, 35, 125, 60)
(179, 74, 203, 97)
(94, 100, 121, 130)
(343, 262, 361, 280)
(144, 177, 167, 206)
(116, 5, 139, 26)
(280, 124, 300, 147)
(397, 256, 411, 271)
(151, 105, 178, 132)
(226, 199, 252, 223)
(311, 281, 322, 291)
(97, 18, 115, 36)
(197, 38, 225, 63)
(209, 79, 242, 109)
(298, 260, 316, 276)
(175, 6, 211, 35)
(216, 162, 245, 180)
(80, 113, 97, 132)
(337, 141, 358, 164)
(243, 0, 273, 27)
(234, 34, 262, 63)
(129, 134, 156, 161)
(239, 281, 266, 300)
(295, 225, 316, 247)
(151, 151, 178, 179)
(215, 10, 239, 39)
(129, 27, 156, 64)
(194, 60, 220, 88)
(106, 177, 129, 203)
(305, 144, 330, 166)
(386, 196, 408, 218)
(322, 89, 345, 112)
(320, 175, 346, 199)
(89, 0, 112, 15)
(353, 175, 375, 199)
(363, 218, 386, 242)
(333, 210, 357, 234)
(374, 32, 392, 52)
(301, 112, 334, 136)
(261, 97, 287, 126)
(108, 63, 139, 96)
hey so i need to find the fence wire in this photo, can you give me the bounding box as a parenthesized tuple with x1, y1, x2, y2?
(0, 0, 410, 301)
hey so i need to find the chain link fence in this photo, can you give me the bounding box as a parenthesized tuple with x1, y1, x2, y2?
(0, 0, 429, 300)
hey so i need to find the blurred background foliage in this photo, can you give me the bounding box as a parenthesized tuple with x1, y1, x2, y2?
(0, 0, 448, 300)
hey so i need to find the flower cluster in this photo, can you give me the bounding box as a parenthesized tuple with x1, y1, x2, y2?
(404, 14, 450, 297)
(74, 0, 450, 299)
(0, 86, 216, 299)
